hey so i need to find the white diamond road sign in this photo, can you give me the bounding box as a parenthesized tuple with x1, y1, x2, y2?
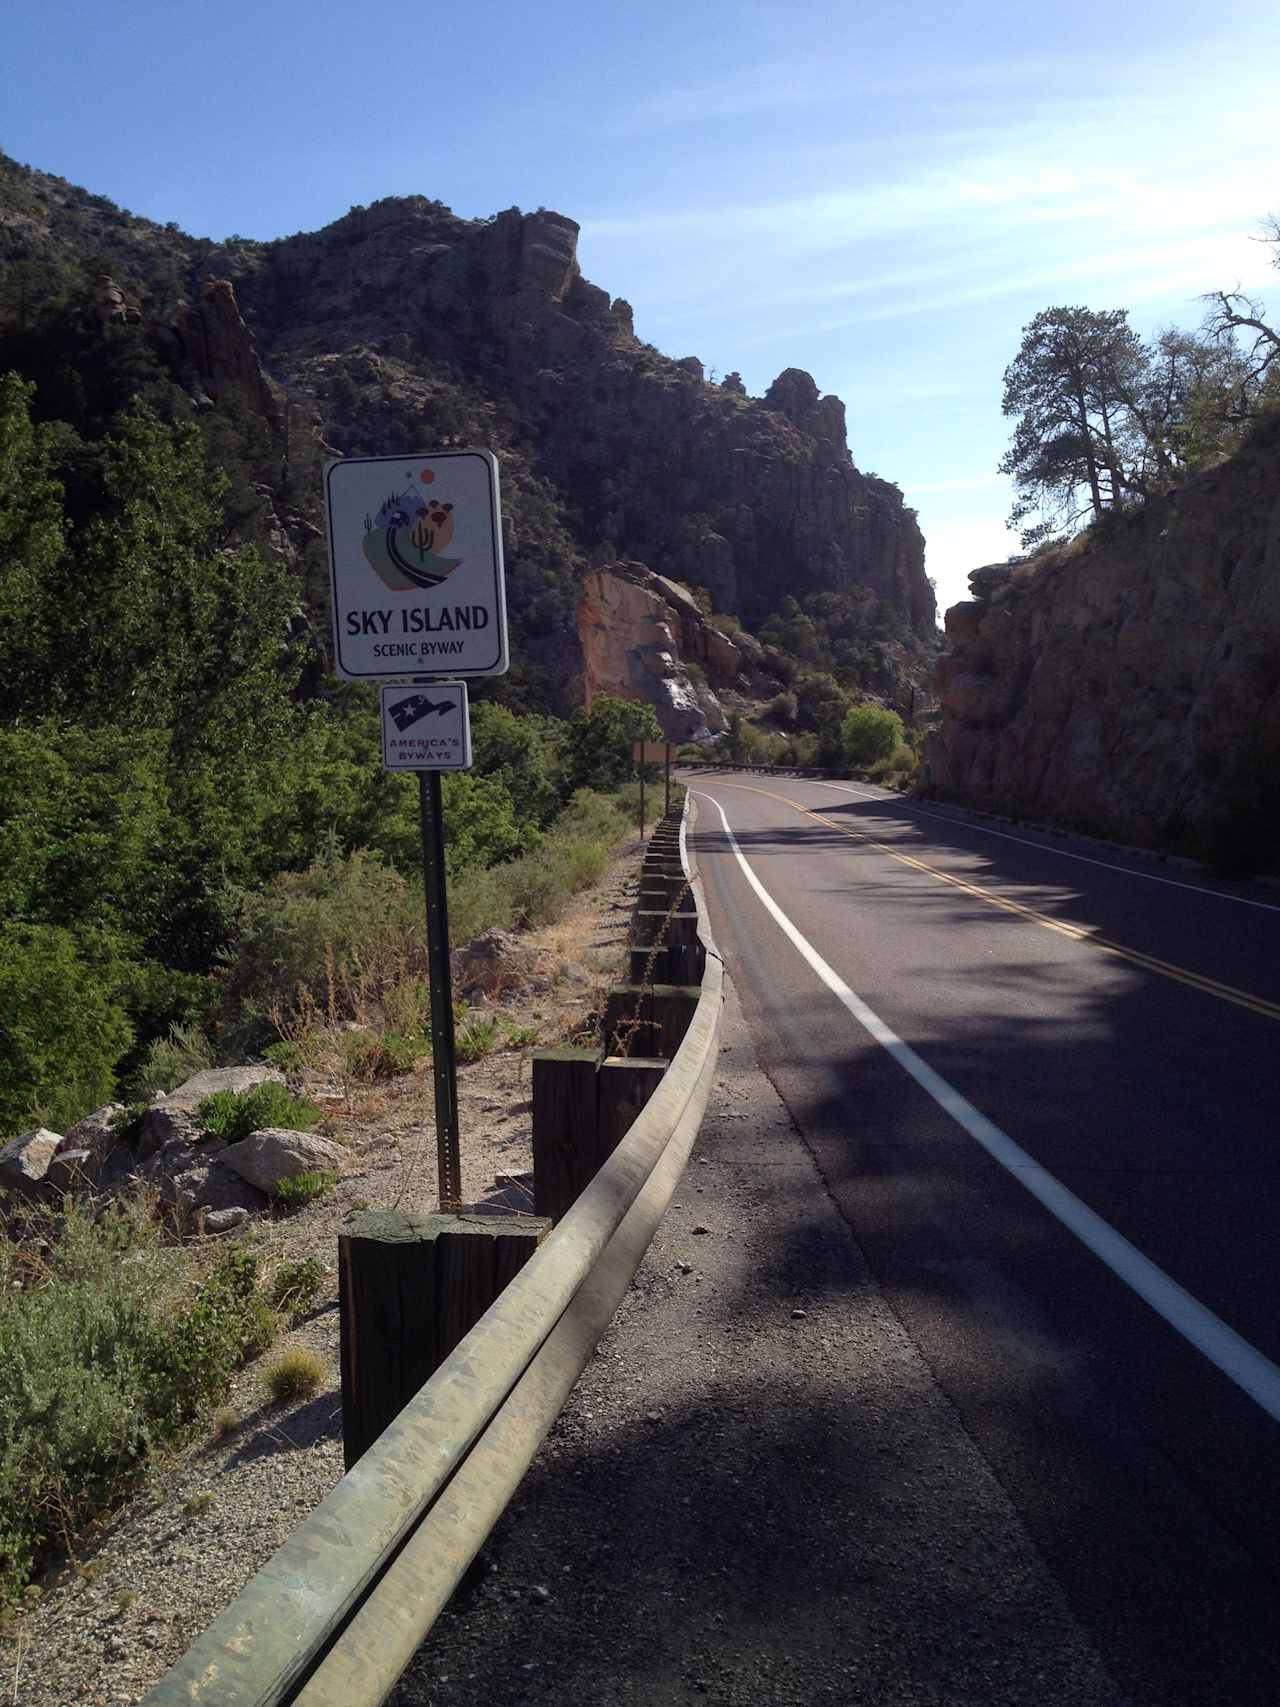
(380, 681, 472, 771)
(325, 449, 508, 679)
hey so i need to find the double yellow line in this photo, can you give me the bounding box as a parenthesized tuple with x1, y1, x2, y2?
(717, 783, 1280, 1023)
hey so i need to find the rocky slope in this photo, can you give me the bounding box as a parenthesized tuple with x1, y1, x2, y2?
(926, 413, 1280, 863)
(0, 154, 934, 712)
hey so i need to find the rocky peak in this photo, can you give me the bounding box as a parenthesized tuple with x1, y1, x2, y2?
(177, 278, 280, 425)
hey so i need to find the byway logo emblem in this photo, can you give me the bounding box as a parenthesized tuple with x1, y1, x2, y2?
(361, 467, 463, 591)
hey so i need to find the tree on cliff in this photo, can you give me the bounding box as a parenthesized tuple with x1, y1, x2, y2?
(999, 307, 1149, 547)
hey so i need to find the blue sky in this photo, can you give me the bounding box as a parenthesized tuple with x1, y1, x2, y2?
(6, 0, 1278, 617)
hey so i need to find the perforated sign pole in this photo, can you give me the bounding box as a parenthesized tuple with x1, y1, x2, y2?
(418, 769, 462, 1212)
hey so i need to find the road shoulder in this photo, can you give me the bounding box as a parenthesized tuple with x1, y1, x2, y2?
(392, 972, 1126, 1707)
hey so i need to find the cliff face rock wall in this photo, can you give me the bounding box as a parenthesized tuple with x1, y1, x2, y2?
(224, 200, 935, 642)
(0, 157, 935, 707)
(927, 417, 1280, 849)
(577, 563, 736, 741)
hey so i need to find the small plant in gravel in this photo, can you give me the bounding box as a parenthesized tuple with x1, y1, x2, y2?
(272, 1170, 337, 1211)
(502, 1022, 540, 1049)
(197, 1082, 321, 1143)
(264, 1346, 326, 1404)
(182, 1493, 214, 1519)
(268, 1257, 325, 1320)
(210, 1405, 239, 1441)
(114, 1587, 139, 1613)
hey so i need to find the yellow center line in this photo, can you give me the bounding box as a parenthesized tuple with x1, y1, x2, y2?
(709, 781, 1280, 1023)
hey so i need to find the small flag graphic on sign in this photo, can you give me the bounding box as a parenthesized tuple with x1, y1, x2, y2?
(388, 693, 457, 733)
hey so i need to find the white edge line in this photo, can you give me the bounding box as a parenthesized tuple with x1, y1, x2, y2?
(724, 775, 1280, 915)
(694, 789, 1280, 1424)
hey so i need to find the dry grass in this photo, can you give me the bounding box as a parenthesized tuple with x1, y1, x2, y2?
(262, 1347, 326, 1405)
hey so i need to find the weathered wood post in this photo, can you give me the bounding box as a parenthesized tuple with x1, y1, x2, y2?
(531, 1045, 604, 1220)
(339, 1208, 548, 1469)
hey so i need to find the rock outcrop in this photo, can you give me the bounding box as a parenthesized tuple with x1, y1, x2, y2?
(176, 278, 281, 425)
(0, 153, 937, 706)
(927, 415, 1280, 854)
(577, 563, 738, 741)
(216, 198, 936, 646)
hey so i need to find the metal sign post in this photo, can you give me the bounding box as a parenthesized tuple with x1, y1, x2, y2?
(326, 443, 508, 1216)
(664, 744, 672, 818)
(418, 770, 462, 1210)
(377, 679, 474, 1212)
(632, 739, 669, 838)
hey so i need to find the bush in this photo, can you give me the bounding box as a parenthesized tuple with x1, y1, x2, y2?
(125, 1022, 214, 1099)
(220, 848, 425, 1026)
(272, 1170, 337, 1210)
(0, 923, 134, 1137)
(197, 1082, 321, 1143)
(263, 1346, 326, 1404)
(0, 1197, 276, 1602)
(456, 1014, 501, 1063)
(839, 704, 905, 768)
(268, 1257, 326, 1319)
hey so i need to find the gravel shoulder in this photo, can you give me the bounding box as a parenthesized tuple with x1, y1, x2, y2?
(388, 972, 1129, 1707)
(2, 841, 643, 1707)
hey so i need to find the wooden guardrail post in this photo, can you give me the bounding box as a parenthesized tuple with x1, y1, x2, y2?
(531, 1047, 668, 1219)
(339, 1209, 549, 1469)
(628, 941, 706, 985)
(597, 1056, 667, 1150)
(531, 1045, 604, 1220)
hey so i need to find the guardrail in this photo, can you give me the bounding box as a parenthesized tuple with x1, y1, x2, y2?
(679, 760, 865, 779)
(143, 796, 722, 1707)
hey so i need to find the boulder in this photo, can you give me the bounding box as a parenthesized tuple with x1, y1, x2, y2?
(200, 1206, 251, 1234)
(138, 1065, 283, 1160)
(453, 927, 527, 997)
(0, 1129, 60, 1198)
(58, 1103, 124, 1159)
(220, 1129, 348, 1196)
(44, 1149, 98, 1192)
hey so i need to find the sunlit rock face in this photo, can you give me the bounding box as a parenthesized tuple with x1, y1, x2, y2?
(577, 563, 741, 743)
(927, 415, 1280, 856)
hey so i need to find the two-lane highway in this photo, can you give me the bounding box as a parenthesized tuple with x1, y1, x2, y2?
(684, 771, 1280, 1707)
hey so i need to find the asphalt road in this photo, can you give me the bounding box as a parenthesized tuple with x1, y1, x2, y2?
(683, 772, 1280, 1707)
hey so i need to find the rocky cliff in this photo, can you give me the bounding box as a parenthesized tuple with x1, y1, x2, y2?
(577, 563, 741, 741)
(926, 414, 1280, 860)
(0, 155, 935, 712)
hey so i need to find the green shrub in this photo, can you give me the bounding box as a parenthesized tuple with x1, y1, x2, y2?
(0, 923, 134, 1137)
(197, 1082, 320, 1144)
(839, 704, 905, 768)
(125, 1022, 214, 1099)
(268, 1257, 326, 1320)
(456, 1015, 501, 1063)
(220, 848, 425, 1024)
(0, 1197, 276, 1602)
(272, 1170, 337, 1210)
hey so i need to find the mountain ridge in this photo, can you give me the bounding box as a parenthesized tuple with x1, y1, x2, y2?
(0, 151, 936, 712)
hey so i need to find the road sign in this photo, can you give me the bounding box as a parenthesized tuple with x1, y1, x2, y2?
(380, 681, 473, 771)
(632, 741, 669, 764)
(325, 449, 508, 680)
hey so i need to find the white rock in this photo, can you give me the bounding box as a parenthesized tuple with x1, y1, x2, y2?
(220, 1128, 347, 1195)
(0, 1128, 61, 1197)
(200, 1206, 251, 1233)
